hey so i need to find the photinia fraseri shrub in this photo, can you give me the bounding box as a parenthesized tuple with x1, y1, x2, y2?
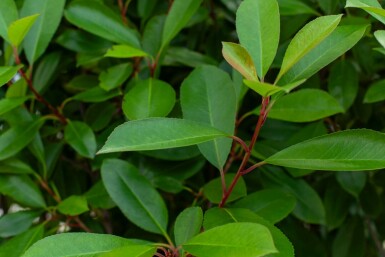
(1, 0, 385, 256)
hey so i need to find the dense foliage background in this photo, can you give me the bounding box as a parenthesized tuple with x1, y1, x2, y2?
(1, 0, 385, 256)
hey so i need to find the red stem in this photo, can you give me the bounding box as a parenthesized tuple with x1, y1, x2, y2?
(118, 0, 128, 25)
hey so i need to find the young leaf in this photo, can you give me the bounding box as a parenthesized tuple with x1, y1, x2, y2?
(0, 0, 18, 42)
(346, 0, 385, 25)
(174, 207, 203, 246)
(243, 80, 283, 97)
(0, 210, 42, 238)
(0, 175, 46, 208)
(99, 63, 132, 91)
(183, 223, 277, 257)
(21, 0, 65, 63)
(162, 0, 203, 48)
(22, 233, 137, 257)
(101, 159, 168, 235)
(276, 15, 342, 83)
(122, 79, 176, 120)
(0, 96, 29, 116)
(99, 245, 157, 257)
(7, 14, 40, 47)
(278, 24, 368, 84)
(181, 65, 236, 169)
(64, 0, 140, 48)
(0, 118, 44, 161)
(57, 195, 89, 216)
(0, 65, 23, 88)
(266, 129, 385, 171)
(232, 189, 296, 224)
(236, 0, 280, 78)
(98, 118, 229, 154)
(363, 79, 385, 103)
(266, 89, 343, 122)
(203, 174, 247, 204)
(222, 42, 258, 81)
(64, 120, 97, 159)
(104, 45, 148, 58)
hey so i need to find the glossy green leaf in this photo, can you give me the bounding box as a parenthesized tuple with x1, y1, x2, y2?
(279, 24, 368, 84)
(164, 47, 217, 68)
(105, 45, 147, 58)
(203, 174, 246, 204)
(101, 159, 168, 235)
(7, 14, 40, 47)
(267, 89, 343, 122)
(236, 0, 280, 78)
(0, 0, 18, 42)
(203, 208, 294, 257)
(346, 0, 385, 25)
(56, 29, 112, 53)
(98, 118, 228, 154)
(142, 15, 165, 58)
(222, 42, 258, 81)
(374, 30, 385, 48)
(99, 245, 157, 257)
(64, 0, 140, 48)
(332, 218, 365, 257)
(84, 180, 115, 209)
(174, 207, 203, 246)
(32, 51, 62, 93)
(21, 0, 65, 63)
(183, 223, 277, 257)
(57, 195, 89, 216)
(0, 158, 35, 174)
(22, 233, 137, 257)
(0, 118, 44, 161)
(364, 79, 385, 103)
(0, 210, 41, 238)
(276, 15, 342, 82)
(277, 0, 319, 16)
(328, 60, 358, 110)
(233, 189, 296, 224)
(72, 87, 121, 103)
(336, 171, 366, 198)
(0, 65, 22, 88)
(162, 0, 203, 48)
(85, 102, 116, 132)
(0, 96, 29, 115)
(122, 79, 176, 120)
(64, 121, 97, 159)
(266, 129, 385, 171)
(244, 80, 283, 97)
(99, 63, 132, 91)
(0, 175, 46, 208)
(0, 225, 44, 257)
(181, 65, 236, 169)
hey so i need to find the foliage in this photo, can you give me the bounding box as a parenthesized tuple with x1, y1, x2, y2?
(1, 0, 385, 256)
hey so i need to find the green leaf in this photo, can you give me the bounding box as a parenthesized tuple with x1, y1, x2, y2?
(181, 65, 236, 169)
(142, 15, 165, 58)
(57, 195, 89, 216)
(266, 129, 385, 171)
(99, 63, 132, 91)
(318, 0, 342, 14)
(266, 89, 343, 122)
(332, 218, 365, 257)
(328, 60, 359, 110)
(346, 0, 385, 25)
(99, 245, 157, 257)
(278, 24, 368, 84)
(183, 223, 277, 257)
(0, 175, 46, 208)
(0, 210, 41, 238)
(0, 118, 44, 161)
(0, 158, 35, 174)
(276, 15, 342, 83)
(84, 180, 115, 209)
(32, 52, 62, 93)
(222, 42, 258, 81)
(336, 171, 366, 198)
(324, 183, 351, 230)
(104, 45, 147, 58)
(232, 189, 296, 224)
(85, 102, 116, 132)
(243, 80, 283, 97)
(98, 118, 228, 154)
(174, 207, 203, 246)
(374, 30, 385, 48)
(122, 79, 176, 120)
(236, 0, 280, 78)
(277, 0, 319, 16)
(164, 47, 217, 68)
(0, 0, 18, 42)
(0, 65, 23, 88)
(0, 225, 44, 257)
(364, 79, 385, 103)
(101, 159, 168, 235)
(7, 14, 40, 47)
(64, 121, 97, 159)
(0, 96, 29, 115)
(64, 0, 140, 48)
(72, 87, 121, 103)
(138, 0, 158, 19)
(162, 0, 203, 48)
(203, 208, 294, 257)
(203, 174, 247, 204)
(22, 233, 137, 257)
(21, 0, 65, 63)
